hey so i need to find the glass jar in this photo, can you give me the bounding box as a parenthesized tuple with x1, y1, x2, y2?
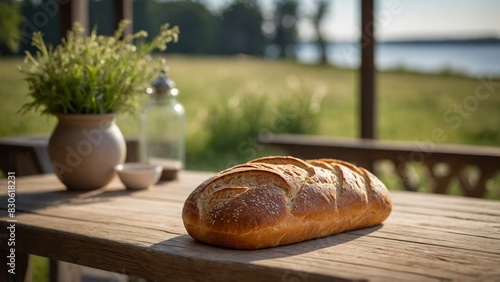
(139, 68, 185, 180)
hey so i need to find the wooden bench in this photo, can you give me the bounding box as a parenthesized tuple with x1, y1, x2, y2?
(259, 133, 500, 198)
(0, 135, 140, 177)
(0, 136, 52, 176)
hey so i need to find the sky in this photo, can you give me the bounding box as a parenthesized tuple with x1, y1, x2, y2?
(206, 0, 500, 41)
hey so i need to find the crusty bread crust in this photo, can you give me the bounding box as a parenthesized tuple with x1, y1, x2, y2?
(182, 156, 392, 249)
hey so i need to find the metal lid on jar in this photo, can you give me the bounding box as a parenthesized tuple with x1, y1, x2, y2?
(148, 68, 179, 97)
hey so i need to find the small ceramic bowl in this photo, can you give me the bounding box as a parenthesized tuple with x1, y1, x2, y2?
(114, 163, 162, 190)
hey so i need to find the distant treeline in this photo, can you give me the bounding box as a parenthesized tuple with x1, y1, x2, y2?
(1, 0, 331, 59)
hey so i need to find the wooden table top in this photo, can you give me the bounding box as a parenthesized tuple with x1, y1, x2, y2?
(1, 171, 500, 281)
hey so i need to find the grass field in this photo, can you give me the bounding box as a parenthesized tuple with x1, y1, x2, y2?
(1, 54, 499, 174)
(3, 55, 499, 140)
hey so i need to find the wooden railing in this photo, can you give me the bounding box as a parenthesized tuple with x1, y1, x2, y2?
(3, 134, 499, 198)
(0, 136, 139, 177)
(258, 133, 500, 198)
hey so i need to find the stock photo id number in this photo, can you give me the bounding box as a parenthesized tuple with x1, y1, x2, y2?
(6, 172, 16, 276)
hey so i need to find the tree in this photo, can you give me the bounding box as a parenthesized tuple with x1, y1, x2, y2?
(313, 0, 330, 65)
(133, 0, 153, 36)
(7, 0, 270, 56)
(149, 0, 220, 54)
(0, 0, 23, 54)
(273, 0, 298, 58)
(89, 0, 114, 36)
(220, 0, 265, 55)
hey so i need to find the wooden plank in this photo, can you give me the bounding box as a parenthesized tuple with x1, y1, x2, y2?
(59, 0, 89, 38)
(8, 189, 500, 253)
(10, 200, 499, 260)
(10, 192, 500, 259)
(0, 215, 335, 281)
(0, 136, 141, 176)
(393, 205, 500, 224)
(3, 198, 500, 278)
(360, 0, 376, 139)
(4, 175, 500, 241)
(258, 133, 500, 162)
(2, 212, 499, 281)
(391, 192, 500, 215)
(10, 191, 500, 244)
(113, 0, 133, 37)
(13, 192, 500, 253)
(0, 249, 31, 282)
(2, 174, 500, 280)
(356, 224, 500, 255)
(387, 212, 500, 240)
(7, 170, 209, 194)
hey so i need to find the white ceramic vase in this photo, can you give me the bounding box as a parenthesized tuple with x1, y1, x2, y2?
(48, 114, 126, 190)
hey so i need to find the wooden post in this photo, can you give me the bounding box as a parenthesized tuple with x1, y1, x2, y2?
(59, 0, 89, 38)
(0, 250, 31, 282)
(360, 0, 376, 139)
(113, 0, 134, 37)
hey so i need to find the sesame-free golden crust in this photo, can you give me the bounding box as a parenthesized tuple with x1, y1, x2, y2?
(182, 156, 392, 249)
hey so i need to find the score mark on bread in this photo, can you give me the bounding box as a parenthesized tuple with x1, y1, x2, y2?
(182, 156, 392, 249)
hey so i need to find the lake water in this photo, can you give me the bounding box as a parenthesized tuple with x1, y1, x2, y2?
(296, 42, 500, 78)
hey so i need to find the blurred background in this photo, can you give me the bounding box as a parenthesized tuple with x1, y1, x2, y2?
(1, 1, 499, 279)
(3, 0, 500, 75)
(1, 0, 499, 190)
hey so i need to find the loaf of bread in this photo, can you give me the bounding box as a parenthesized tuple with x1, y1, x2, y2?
(182, 156, 392, 249)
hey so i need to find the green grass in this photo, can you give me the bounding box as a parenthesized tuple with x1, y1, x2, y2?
(3, 55, 500, 165)
(31, 255, 49, 282)
(2, 55, 500, 162)
(4, 55, 499, 142)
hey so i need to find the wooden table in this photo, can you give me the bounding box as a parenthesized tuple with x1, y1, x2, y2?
(1, 171, 500, 281)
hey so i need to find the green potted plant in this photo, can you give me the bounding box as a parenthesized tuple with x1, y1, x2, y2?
(19, 20, 179, 190)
